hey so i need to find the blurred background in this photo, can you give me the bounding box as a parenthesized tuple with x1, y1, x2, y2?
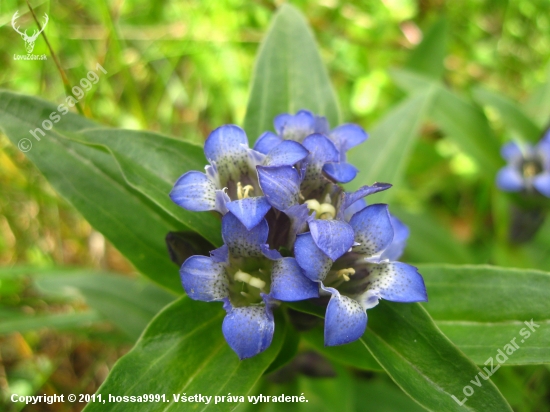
(1, 0, 550, 410)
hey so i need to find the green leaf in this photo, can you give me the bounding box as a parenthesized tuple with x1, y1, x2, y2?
(301, 326, 382, 371)
(420, 264, 550, 365)
(525, 64, 550, 128)
(83, 297, 285, 412)
(0, 311, 101, 335)
(355, 379, 427, 412)
(362, 301, 512, 411)
(35, 270, 175, 340)
(0, 91, 188, 293)
(473, 87, 541, 141)
(391, 69, 502, 175)
(288, 299, 511, 410)
(395, 208, 475, 264)
(68, 128, 222, 246)
(243, 4, 340, 143)
(406, 17, 448, 79)
(347, 90, 434, 202)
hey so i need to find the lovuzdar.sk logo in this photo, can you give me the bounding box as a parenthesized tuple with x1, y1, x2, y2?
(12, 10, 48, 61)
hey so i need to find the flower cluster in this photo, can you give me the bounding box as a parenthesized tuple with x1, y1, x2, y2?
(496, 134, 550, 197)
(170, 110, 427, 359)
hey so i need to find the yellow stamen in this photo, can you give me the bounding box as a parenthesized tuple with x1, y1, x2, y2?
(234, 270, 265, 290)
(337, 268, 356, 282)
(318, 203, 336, 220)
(234, 269, 251, 283)
(237, 181, 254, 199)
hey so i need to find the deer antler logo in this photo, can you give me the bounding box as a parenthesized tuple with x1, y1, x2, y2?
(12, 11, 49, 54)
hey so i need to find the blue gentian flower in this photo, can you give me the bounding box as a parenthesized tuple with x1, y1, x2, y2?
(294, 203, 427, 346)
(180, 212, 318, 359)
(496, 137, 550, 197)
(254, 110, 367, 184)
(170, 125, 308, 230)
(171, 111, 425, 358)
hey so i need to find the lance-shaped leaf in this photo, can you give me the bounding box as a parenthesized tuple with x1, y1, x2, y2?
(243, 4, 340, 143)
(420, 264, 550, 365)
(390, 69, 502, 176)
(83, 297, 285, 412)
(473, 87, 541, 142)
(346, 90, 434, 203)
(0, 91, 219, 292)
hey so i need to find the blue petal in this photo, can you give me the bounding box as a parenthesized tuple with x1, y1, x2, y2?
(222, 296, 274, 360)
(323, 286, 367, 346)
(340, 183, 392, 218)
(381, 215, 410, 261)
(294, 232, 333, 282)
(343, 199, 367, 222)
(313, 115, 330, 135)
(204, 125, 250, 182)
(222, 212, 268, 257)
(323, 162, 358, 183)
(204, 124, 248, 162)
(496, 166, 524, 192)
(215, 189, 230, 214)
(254, 132, 284, 154)
(501, 142, 523, 161)
(302, 134, 340, 164)
(361, 262, 427, 304)
(349, 204, 394, 256)
(210, 245, 228, 263)
(226, 197, 272, 230)
(285, 203, 311, 243)
(537, 139, 550, 169)
(275, 110, 315, 140)
(170, 171, 217, 211)
(309, 219, 355, 261)
(257, 165, 301, 211)
(533, 172, 550, 197)
(270, 257, 319, 301)
(264, 140, 309, 166)
(180, 255, 228, 301)
(330, 124, 368, 158)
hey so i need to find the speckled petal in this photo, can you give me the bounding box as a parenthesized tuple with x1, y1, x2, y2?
(349, 204, 394, 256)
(257, 165, 301, 211)
(222, 296, 274, 360)
(222, 212, 268, 257)
(323, 286, 367, 346)
(322, 162, 358, 183)
(270, 257, 319, 301)
(275, 110, 315, 140)
(362, 262, 427, 305)
(264, 140, 309, 166)
(180, 255, 228, 301)
(381, 215, 410, 261)
(533, 172, 550, 197)
(254, 131, 284, 154)
(309, 219, 355, 261)
(294, 232, 333, 282)
(496, 166, 524, 192)
(225, 197, 272, 230)
(204, 125, 250, 183)
(330, 124, 368, 159)
(170, 171, 217, 211)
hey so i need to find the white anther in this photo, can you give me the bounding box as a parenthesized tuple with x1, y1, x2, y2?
(248, 277, 266, 289)
(234, 270, 252, 283)
(318, 203, 336, 220)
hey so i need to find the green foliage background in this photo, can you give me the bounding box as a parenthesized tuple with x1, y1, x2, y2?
(1, 0, 550, 411)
